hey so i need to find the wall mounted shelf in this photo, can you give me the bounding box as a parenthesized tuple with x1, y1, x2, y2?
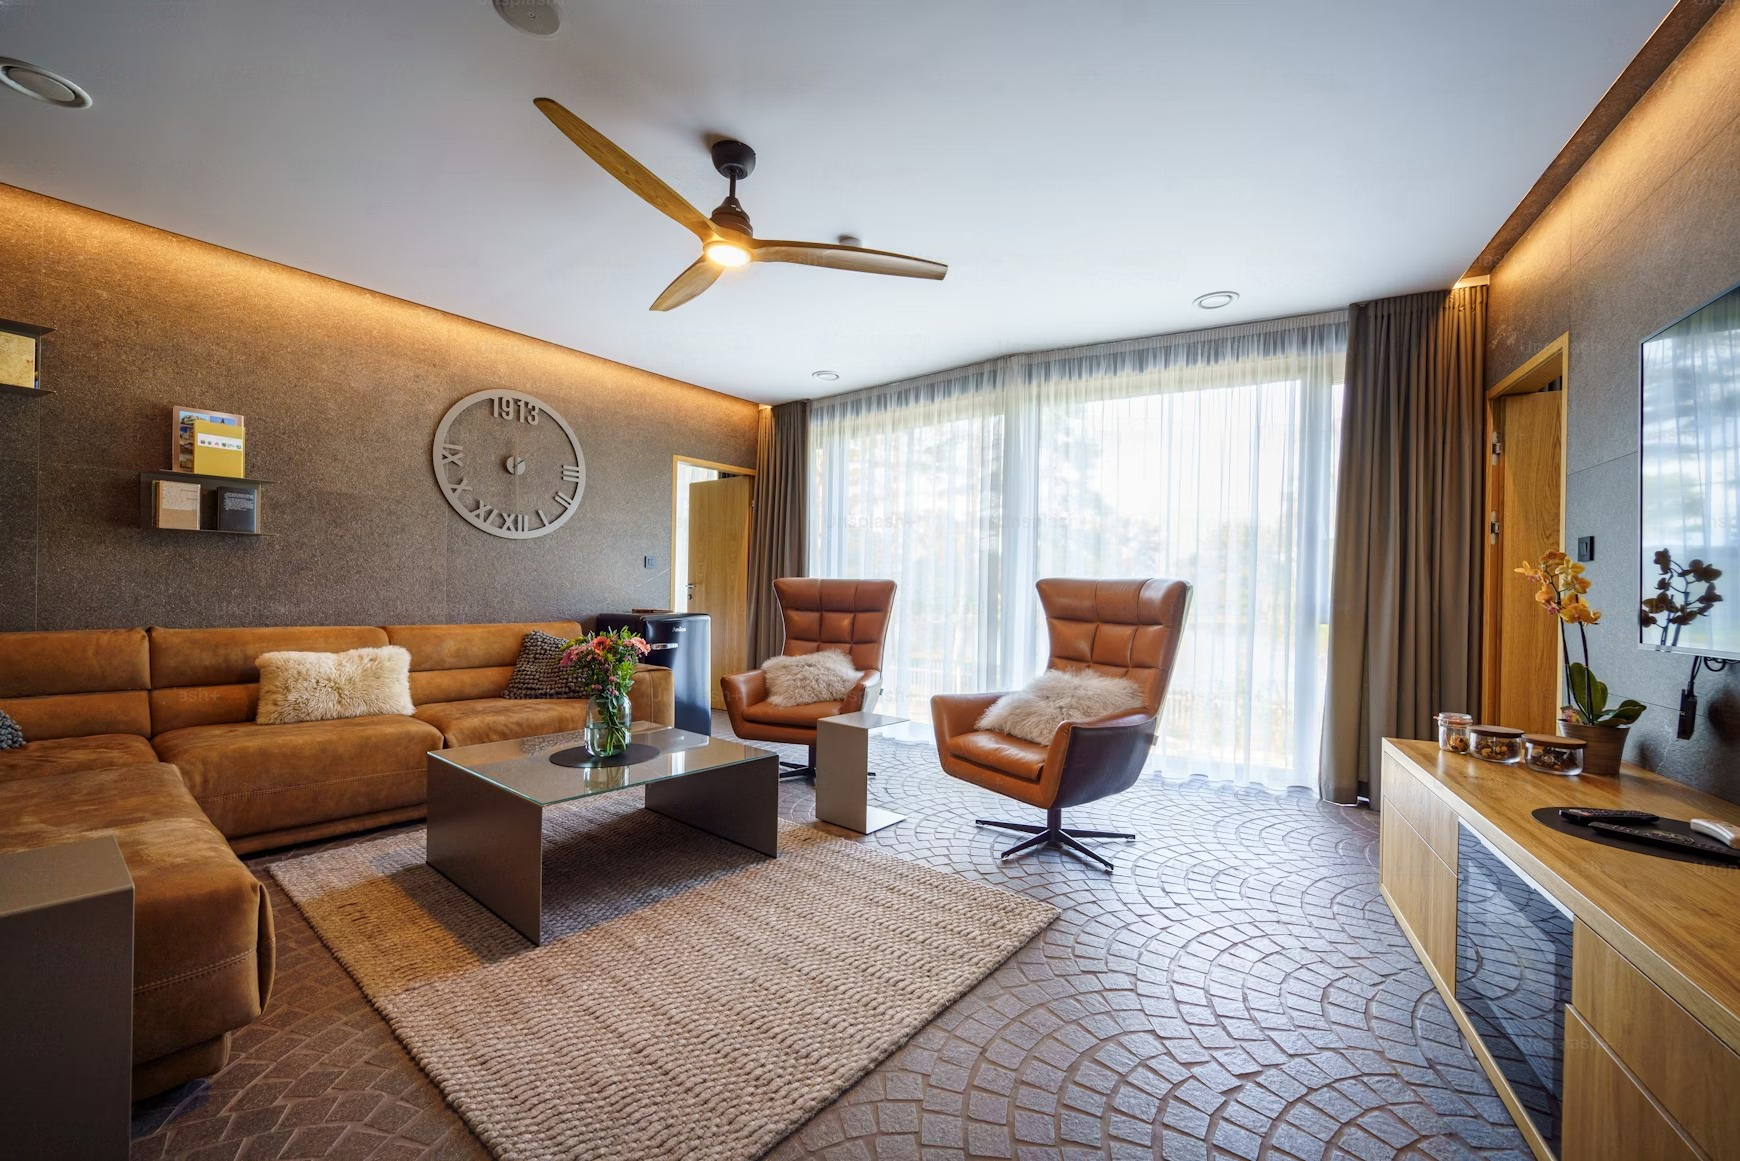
(146, 526, 272, 537)
(0, 384, 52, 399)
(138, 470, 269, 535)
(139, 470, 271, 487)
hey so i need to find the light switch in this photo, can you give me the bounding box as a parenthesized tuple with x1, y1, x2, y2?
(1576, 536, 1594, 562)
(643, 555, 657, 569)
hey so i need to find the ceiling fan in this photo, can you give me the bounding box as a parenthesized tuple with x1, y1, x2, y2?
(533, 98, 948, 311)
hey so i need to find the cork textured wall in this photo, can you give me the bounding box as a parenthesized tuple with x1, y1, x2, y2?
(0, 184, 760, 632)
(1486, 0, 1740, 801)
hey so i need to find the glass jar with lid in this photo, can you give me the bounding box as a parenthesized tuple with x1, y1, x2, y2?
(1435, 712, 1473, 754)
(1469, 724, 1525, 765)
(1522, 733, 1586, 776)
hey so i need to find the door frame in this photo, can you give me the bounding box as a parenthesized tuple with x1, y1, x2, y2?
(670, 455, 755, 610)
(1481, 331, 1570, 722)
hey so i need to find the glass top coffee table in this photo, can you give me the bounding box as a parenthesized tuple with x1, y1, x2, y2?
(425, 723, 779, 944)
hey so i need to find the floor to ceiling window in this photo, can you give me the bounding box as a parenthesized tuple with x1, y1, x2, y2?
(809, 311, 1346, 790)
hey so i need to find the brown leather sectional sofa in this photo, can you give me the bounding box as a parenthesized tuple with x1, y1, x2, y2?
(0, 620, 673, 1098)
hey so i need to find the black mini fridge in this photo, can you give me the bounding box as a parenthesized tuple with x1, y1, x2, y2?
(594, 612, 712, 735)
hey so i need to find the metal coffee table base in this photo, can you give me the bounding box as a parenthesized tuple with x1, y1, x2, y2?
(426, 751, 779, 944)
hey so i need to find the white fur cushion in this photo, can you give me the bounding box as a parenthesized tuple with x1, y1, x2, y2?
(255, 645, 415, 725)
(762, 650, 863, 707)
(976, 668, 1144, 745)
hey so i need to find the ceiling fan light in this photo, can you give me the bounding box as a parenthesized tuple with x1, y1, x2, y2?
(704, 241, 750, 268)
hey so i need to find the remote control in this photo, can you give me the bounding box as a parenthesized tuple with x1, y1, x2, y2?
(1587, 821, 1740, 863)
(1558, 807, 1660, 826)
(1690, 818, 1740, 848)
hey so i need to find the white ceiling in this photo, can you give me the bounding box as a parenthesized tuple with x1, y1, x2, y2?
(0, 0, 1674, 402)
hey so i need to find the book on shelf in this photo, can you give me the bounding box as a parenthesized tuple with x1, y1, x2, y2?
(0, 329, 40, 390)
(153, 479, 202, 531)
(172, 406, 243, 473)
(215, 486, 258, 533)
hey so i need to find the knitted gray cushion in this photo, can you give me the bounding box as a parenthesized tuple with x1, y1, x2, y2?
(502, 630, 584, 700)
(0, 708, 23, 750)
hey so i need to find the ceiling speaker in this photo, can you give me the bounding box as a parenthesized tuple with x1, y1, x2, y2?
(492, 0, 561, 37)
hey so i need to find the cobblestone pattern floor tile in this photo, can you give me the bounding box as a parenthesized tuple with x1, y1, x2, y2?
(132, 717, 1527, 1160)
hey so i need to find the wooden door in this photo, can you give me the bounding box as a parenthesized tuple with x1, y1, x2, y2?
(1488, 389, 1564, 733)
(687, 476, 752, 709)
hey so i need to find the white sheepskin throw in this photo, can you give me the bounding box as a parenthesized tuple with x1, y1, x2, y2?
(255, 645, 415, 725)
(976, 668, 1144, 745)
(762, 650, 863, 706)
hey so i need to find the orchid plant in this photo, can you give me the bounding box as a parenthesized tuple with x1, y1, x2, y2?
(1639, 548, 1723, 648)
(1516, 551, 1645, 727)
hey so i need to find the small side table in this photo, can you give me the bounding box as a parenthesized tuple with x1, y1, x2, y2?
(0, 835, 134, 1160)
(815, 711, 908, 834)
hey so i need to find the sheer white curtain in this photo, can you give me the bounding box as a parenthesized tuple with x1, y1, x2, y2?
(809, 311, 1346, 790)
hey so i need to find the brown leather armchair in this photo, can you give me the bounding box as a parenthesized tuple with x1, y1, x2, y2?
(721, 578, 897, 777)
(932, 577, 1192, 870)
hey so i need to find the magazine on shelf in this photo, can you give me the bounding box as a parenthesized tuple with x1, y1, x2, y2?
(172, 406, 244, 473)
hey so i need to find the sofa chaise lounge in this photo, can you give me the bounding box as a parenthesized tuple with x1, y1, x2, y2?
(0, 620, 673, 1097)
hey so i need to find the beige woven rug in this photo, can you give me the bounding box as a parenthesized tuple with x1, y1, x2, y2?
(271, 792, 1056, 1161)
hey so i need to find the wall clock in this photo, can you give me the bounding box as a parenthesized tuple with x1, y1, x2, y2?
(432, 389, 586, 539)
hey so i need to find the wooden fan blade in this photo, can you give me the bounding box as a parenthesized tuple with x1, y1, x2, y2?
(750, 239, 947, 280)
(534, 98, 715, 242)
(650, 258, 722, 311)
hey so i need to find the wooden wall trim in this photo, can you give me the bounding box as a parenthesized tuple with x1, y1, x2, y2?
(1462, 0, 1727, 277)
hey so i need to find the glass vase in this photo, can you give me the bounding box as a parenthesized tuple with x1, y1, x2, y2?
(585, 686, 632, 758)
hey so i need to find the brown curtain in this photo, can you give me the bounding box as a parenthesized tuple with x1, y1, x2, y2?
(1320, 285, 1487, 804)
(747, 400, 810, 664)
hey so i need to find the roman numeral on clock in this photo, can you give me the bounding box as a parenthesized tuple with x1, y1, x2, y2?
(560, 464, 582, 483)
(440, 444, 464, 467)
(500, 513, 523, 532)
(472, 502, 496, 524)
(554, 491, 576, 512)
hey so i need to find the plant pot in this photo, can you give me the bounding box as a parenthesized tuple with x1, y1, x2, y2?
(1560, 721, 1629, 775)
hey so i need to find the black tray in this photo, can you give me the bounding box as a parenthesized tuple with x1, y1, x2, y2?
(548, 742, 661, 769)
(1533, 807, 1740, 868)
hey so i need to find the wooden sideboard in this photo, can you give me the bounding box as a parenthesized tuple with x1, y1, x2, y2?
(1380, 739, 1740, 1161)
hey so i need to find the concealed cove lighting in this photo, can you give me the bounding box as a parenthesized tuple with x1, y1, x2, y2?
(704, 240, 751, 268)
(811, 370, 840, 381)
(0, 58, 92, 108)
(1193, 290, 1239, 310)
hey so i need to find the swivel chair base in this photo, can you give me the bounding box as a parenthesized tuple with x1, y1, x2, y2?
(975, 807, 1135, 872)
(775, 745, 876, 781)
(778, 746, 817, 780)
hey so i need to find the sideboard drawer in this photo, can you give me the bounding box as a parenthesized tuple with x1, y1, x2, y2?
(1563, 1005, 1701, 1161)
(1379, 799, 1457, 982)
(1381, 753, 1457, 866)
(1573, 922, 1740, 1159)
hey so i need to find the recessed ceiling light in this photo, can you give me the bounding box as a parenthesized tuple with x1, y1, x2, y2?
(811, 370, 840, 381)
(1193, 291, 1239, 310)
(491, 0, 561, 36)
(0, 58, 92, 108)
